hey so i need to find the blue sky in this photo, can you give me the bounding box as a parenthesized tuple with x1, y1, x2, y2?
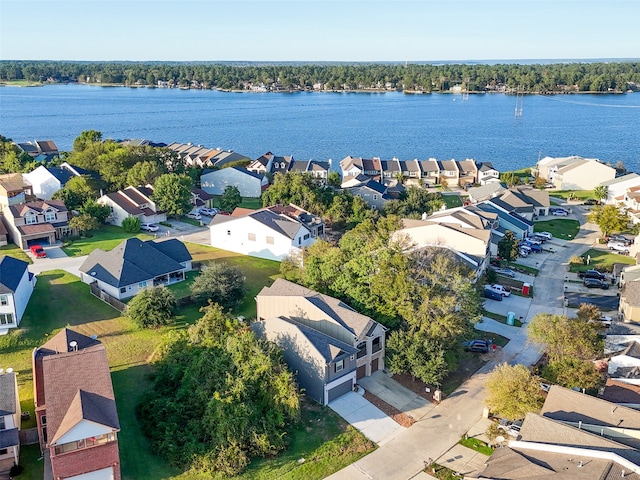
(1, 0, 638, 62)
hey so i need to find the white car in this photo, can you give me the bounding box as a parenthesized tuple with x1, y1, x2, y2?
(551, 209, 568, 216)
(608, 242, 630, 254)
(525, 237, 542, 245)
(199, 207, 218, 216)
(498, 420, 522, 437)
(536, 231, 553, 240)
(186, 212, 202, 220)
(140, 223, 159, 232)
(484, 284, 511, 297)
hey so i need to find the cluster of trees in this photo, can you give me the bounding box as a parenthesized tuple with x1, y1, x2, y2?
(2, 60, 639, 93)
(281, 218, 481, 386)
(588, 203, 631, 238)
(136, 304, 300, 476)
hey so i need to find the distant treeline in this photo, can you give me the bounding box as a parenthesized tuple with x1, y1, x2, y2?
(1, 60, 639, 93)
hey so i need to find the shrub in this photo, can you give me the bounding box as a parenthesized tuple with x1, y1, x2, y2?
(190, 262, 245, 310)
(126, 286, 177, 328)
(122, 216, 141, 233)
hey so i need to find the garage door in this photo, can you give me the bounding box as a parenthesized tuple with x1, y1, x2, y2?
(27, 237, 51, 247)
(371, 358, 379, 373)
(356, 365, 366, 379)
(327, 378, 353, 403)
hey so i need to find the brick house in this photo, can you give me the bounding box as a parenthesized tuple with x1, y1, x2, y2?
(33, 328, 121, 480)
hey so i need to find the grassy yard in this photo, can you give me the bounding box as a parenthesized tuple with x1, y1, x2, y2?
(442, 193, 463, 209)
(458, 436, 494, 456)
(549, 190, 594, 201)
(509, 262, 539, 276)
(482, 309, 523, 327)
(500, 167, 532, 181)
(0, 243, 32, 263)
(569, 248, 635, 273)
(534, 219, 580, 240)
(209, 195, 264, 210)
(61, 225, 154, 256)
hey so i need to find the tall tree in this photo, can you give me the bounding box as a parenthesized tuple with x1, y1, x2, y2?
(190, 262, 246, 310)
(127, 286, 177, 329)
(528, 313, 603, 363)
(153, 173, 193, 216)
(588, 204, 630, 237)
(486, 363, 545, 420)
(219, 185, 242, 212)
(73, 129, 102, 152)
(498, 231, 519, 262)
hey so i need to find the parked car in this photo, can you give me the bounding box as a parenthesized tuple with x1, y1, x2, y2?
(595, 315, 612, 327)
(578, 269, 606, 280)
(583, 199, 598, 205)
(199, 207, 218, 216)
(494, 268, 516, 278)
(186, 212, 202, 220)
(30, 245, 46, 258)
(140, 223, 159, 232)
(519, 247, 530, 257)
(484, 284, 511, 297)
(583, 278, 609, 289)
(498, 420, 522, 437)
(462, 339, 490, 353)
(536, 231, 553, 240)
(608, 241, 630, 254)
(551, 209, 568, 216)
(522, 241, 542, 253)
(524, 237, 542, 245)
(531, 234, 548, 243)
(484, 288, 503, 301)
(609, 234, 633, 246)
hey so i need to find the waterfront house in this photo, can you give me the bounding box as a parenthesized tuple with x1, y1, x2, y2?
(477, 162, 500, 185)
(200, 166, 266, 198)
(253, 278, 387, 405)
(33, 329, 121, 480)
(2, 199, 72, 248)
(345, 177, 389, 210)
(97, 186, 166, 227)
(418, 159, 441, 186)
(534, 156, 616, 190)
(0, 174, 33, 210)
(456, 159, 478, 187)
(601, 173, 640, 205)
(438, 160, 459, 185)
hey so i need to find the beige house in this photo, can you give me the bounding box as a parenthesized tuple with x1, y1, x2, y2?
(456, 159, 478, 186)
(2, 199, 72, 248)
(620, 265, 640, 323)
(534, 155, 616, 190)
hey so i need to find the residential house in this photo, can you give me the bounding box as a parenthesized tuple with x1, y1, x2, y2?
(0, 256, 36, 333)
(418, 159, 440, 186)
(601, 173, 640, 205)
(467, 182, 507, 203)
(456, 159, 478, 187)
(247, 152, 273, 175)
(97, 186, 166, 227)
(208, 204, 323, 261)
(253, 278, 387, 405)
(270, 155, 294, 175)
(600, 378, 640, 407)
(619, 266, 640, 323)
(438, 160, 459, 186)
(607, 339, 640, 380)
(16, 142, 39, 158)
(511, 186, 551, 217)
(200, 167, 267, 198)
(535, 156, 616, 190)
(210, 150, 252, 168)
(0, 370, 21, 476)
(340, 156, 365, 179)
(380, 158, 400, 182)
(190, 188, 214, 210)
(477, 162, 500, 185)
(289, 160, 333, 183)
(399, 160, 421, 184)
(33, 329, 121, 480)
(2, 199, 72, 248)
(0, 173, 33, 210)
(345, 177, 389, 210)
(16, 140, 58, 158)
(476, 200, 534, 239)
(488, 191, 534, 220)
(22, 162, 99, 201)
(79, 238, 192, 300)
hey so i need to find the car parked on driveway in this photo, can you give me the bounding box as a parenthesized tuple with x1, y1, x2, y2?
(551, 208, 568, 216)
(521, 241, 542, 253)
(535, 231, 553, 240)
(609, 234, 632, 245)
(494, 268, 516, 278)
(484, 284, 511, 297)
(186, 212, 202, 220)
(583, 199, 598, 205)
(484, 289, 504, 301)
(498, 420, 522, 437)
(199, 207, 218, 216)
(578, 269, 606, 280)
(608, 241, 630, 254)
(30, 244, 46, 258)
(462, 340, 490, 353)
(140, 223, 159, 232)
(584, 278, 610, 289)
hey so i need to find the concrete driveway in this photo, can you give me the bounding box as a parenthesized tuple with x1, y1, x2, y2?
(329, 391, 406, 444)
(483, 293, 531, 319)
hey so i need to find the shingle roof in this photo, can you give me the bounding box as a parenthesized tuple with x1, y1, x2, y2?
(468, 182, 507, 201)
(418, 160, 440, 172)
(600, 379, 640, 405)
(144, 238, 191, 264)
(258, 278, 378, 339)
(38, 328, 102, 356)
(478, 162, 497, 172)
(46, 167, 76, 185)
(8, 199, 67, 218)
(249, 210, 302, 239)
(79, 238, 190, 288)
(0, 255, 29, 294)
(601, 173, 640, 187)
(0, 173, 30, 192)
(618, 341, 640, 360)
(0, 372, 17, 416)
(622, 281, 640, 308)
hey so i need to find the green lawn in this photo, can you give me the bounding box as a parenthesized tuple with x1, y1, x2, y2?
(210, 195, 264, 210)
(61, 225, 154, 256)
(509, 262, 539, 276)
(534, 219, 580, 240)
(0, 243, 32, 263)
(549, 190, 594, 201)
(500, 167, 531, 181)
(482, 309, 523, 327)
(569, 248, 635, 273)
(442, 193, 463, 209)
(458, 436, 494, 456)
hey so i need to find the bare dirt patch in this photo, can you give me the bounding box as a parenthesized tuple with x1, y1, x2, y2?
(362, 391, 416, 428)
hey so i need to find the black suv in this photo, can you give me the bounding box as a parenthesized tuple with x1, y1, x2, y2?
(578, 269, 606, 280)
(583, 278, 609, 289)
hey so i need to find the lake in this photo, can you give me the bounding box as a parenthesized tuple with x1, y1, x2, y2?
(1, 84, 639, 172)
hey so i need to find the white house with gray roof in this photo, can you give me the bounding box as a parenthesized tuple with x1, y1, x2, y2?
(0, 370, 21, 474)
(602, 173, 640, 205)
(0, 256, 36, 333)
(208, 204, 322, 261)
(200, 166, 267, 198)
(79, 238, 192, 300)
(254, 279, 386, 405)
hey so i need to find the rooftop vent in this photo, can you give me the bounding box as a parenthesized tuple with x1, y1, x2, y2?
(6, 368, 13, 373)
(69, 341, 78, 352)
(90, 334, 98, 340)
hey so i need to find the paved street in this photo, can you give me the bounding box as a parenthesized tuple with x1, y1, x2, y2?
(327, 202, 603, 480)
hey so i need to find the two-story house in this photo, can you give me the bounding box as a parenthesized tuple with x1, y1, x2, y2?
(438, 160, 459, 185)
(97, 186, 166, 227)
(0, 370, 21, 476)
(456, 159, 478, 187)
(0, 174, 33, 210)
(254, 279, 387, 405)
(33, 329, 121, 480)
(2, 199, 72, 249)
(200, 167, 267, 198)
(0, 256, 36, 333)
(477, 162, 500, 185)
(419, 159, 441, 186)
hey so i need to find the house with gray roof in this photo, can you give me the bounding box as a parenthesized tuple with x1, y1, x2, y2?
(200, 166, 267, 198)
(477, 162, 500, 185)
(209, 204, 322, 261)
(467, 182, 507, 203)
(0, 370, 21, 475)
(2, 199, 72, 249)
(79, 238, 192, 300)
(0, 255, 36, 333)
(254, 278, 386, 405)
(345, 177, 389, 210)
(33, 329, 121, 480)
(97, 185, 166, 227)
(418, 159, 440, 185)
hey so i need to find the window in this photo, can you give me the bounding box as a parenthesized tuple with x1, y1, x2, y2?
(44, 210, 56, 222)
(0, 449, 7, 456)
(41, 415, 47, 425)
(335, 359, 344, 372)
(0, 314, 13, 325)
(138, 281, 147, 288)
(372, 336, 382, 353)
(0, 295, 7, 306)
(248, 233, 256, 241)
(227, 230, 231, 236)
(303, 234, 309, 240)
(298, 237, 301, 245)
(120, 287, 126, 294)
(0, 417, 5, 430)
(266, 236, 274, 244)
(25, 212, 37, 225)
(373, 194, 378, 200)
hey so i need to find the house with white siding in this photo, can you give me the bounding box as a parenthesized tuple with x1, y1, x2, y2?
(0, 256, 36, 333)
(98, 186, 166, 227)
(200, 167, 267, 198)
(0, 370, 21, 475)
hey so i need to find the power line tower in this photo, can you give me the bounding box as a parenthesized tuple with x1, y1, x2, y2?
(514, 86, 524, 118)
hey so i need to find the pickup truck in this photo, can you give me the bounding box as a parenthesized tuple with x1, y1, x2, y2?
(578, 270, 606, 280)
(484, 284, 511, 297)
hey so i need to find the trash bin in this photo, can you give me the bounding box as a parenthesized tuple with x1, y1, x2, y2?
(507, 312, 515, 326)
(522, 283, 531, 295)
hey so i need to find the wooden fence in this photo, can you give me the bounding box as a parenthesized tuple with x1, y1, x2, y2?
(89, 282, 127, 313)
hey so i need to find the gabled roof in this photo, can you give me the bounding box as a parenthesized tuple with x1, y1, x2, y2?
(600, 379, 640, 405)
(617, 341, 640, 360)
(348, 178, 387, 195)
(0, 173, 30, 193)
(192, 187, 213, 201)
(381, 159, 400, 172)
(249, 210, 303, 239)
(418, 159, 440, 172)
(0, 372, 17, 416)
(478, 161, 498, 172)
(340, 155, 364, 172)
(456, 159, 477, 173)
(38, 328, 101, 356)
(258, 278, 379, 340)
(438, 160, 458, 172)
(601, 173, 640, 187)
(289, 160, 310, 172)
(0, 255, 29, 294)
(622, 281, 640, 308)
(79, 238, 191, 288)
(309, 160, 330, 172)
(7, 199, 67, 218)
(34, 140, 58, 154)
(362, 158, 381, 173)
(468, 182, 507, 201)
(512, 186, 550, 208)
(17, 142, 38, 154)
(46, 167, 76, 185)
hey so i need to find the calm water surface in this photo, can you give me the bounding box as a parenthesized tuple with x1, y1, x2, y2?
(1, 84, 638, 172)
